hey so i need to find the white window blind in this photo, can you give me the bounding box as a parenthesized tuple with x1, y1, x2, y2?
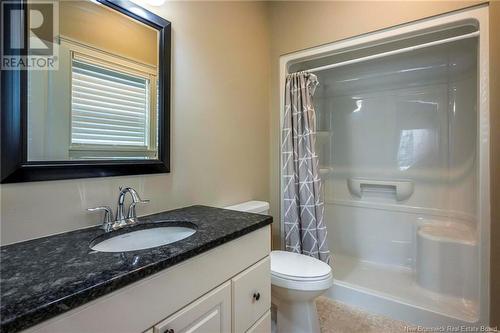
(71, 60, 150, 147)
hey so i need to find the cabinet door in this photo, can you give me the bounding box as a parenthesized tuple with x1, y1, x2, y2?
(246, 311, 271, 333)
(232, 257, 271, 333)
(154, 282, 231, 333)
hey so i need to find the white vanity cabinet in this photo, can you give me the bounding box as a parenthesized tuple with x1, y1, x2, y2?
(148, 257, 271, 333)
(246, 311, 271, 333)
(149, 256, 271, 333)
(153, 282, 232, 333)
(24, 226, 271, 333)
(232, 257, 271, 333)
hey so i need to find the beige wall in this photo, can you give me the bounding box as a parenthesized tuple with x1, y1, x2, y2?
(489, 0, 500, 327)
(267, 1, 483, 248)
(60, 0, 158, 66)
(0, 1, 270, 245)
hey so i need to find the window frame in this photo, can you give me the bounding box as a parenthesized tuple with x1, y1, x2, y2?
(66, 39, 159, 159)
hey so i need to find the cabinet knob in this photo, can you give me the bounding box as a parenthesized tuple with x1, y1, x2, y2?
(253, 292, 261, 301)
(165, 329, 174, 333)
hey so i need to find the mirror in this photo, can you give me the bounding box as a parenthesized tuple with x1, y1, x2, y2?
(1, 0, 171, 182)
(28, 1, 159, 161)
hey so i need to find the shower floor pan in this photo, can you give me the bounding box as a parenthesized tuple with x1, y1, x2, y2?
(326, 254, 478, 327)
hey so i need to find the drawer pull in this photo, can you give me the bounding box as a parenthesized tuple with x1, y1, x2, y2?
(165, 329, 174, 333)
(253, 292, 261, 301)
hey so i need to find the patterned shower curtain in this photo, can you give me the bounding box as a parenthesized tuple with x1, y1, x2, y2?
(282, 72, 330, 263)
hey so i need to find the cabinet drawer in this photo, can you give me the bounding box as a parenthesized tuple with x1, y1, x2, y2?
(153, 281, 231, 333)
(232, 257, 271, 333)
(246, 311, 271, 333)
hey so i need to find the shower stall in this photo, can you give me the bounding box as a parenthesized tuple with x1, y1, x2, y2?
(280, 7, 490, 327)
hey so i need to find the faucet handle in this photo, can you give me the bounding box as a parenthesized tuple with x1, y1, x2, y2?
(127, 199, 150, 221)
(87, 206, 114, 231)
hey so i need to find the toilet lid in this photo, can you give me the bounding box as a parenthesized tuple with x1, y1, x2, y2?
(270, 250, 331, 281)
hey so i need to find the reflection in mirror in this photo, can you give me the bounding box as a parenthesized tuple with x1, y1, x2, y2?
(27, 0, 159, 161)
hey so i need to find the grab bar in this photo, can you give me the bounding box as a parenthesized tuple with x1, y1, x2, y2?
(347, 178, 414, 201)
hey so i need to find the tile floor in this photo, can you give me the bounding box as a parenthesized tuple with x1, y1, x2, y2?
(316, 297, 411, 333)
(273, 296, 496, 332)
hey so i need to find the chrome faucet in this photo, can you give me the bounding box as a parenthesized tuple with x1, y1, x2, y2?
(87, 186, 149, 232)
(116, 186, 150, 227)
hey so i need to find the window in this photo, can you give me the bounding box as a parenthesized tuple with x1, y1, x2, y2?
(71, 60, 150, 147)
(71, 60, 150, 148)
(69, 50, 157, 159)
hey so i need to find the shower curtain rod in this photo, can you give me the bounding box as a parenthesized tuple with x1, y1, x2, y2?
(300, 31, 479, 74)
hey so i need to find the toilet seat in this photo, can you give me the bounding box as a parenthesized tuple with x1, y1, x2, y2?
(270, 250, 333, 291)
(271, 272, 333, 291)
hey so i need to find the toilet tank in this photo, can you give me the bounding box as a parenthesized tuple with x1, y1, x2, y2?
(225, 201, 270, 215)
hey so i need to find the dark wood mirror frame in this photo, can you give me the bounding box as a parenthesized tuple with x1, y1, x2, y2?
(1, 0, 171, 183)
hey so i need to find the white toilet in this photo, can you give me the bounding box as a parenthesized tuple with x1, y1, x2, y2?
(225, 201, 333, 333)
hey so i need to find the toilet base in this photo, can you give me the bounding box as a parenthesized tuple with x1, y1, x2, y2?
(275, 299, 320, 333)
(272, 285, 325, 333)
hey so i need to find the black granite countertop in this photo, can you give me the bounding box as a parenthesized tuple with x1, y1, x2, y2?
(0, 205, 272, 333)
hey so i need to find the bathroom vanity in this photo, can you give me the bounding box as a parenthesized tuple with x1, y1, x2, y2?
(0, 206, 272, 333)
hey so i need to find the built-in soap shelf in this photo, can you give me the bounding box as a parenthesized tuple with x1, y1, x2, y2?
(316, 130, 331, 138)
(347, 178, 414, 201)
(319, 167, 333, 178)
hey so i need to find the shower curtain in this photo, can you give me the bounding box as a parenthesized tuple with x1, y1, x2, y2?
(282, 72, 330, 263)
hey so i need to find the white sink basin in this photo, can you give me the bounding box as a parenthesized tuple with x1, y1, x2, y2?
(91, 226, 196, 252)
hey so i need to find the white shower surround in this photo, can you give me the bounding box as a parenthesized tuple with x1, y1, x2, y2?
(278, 6, 490, 327)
